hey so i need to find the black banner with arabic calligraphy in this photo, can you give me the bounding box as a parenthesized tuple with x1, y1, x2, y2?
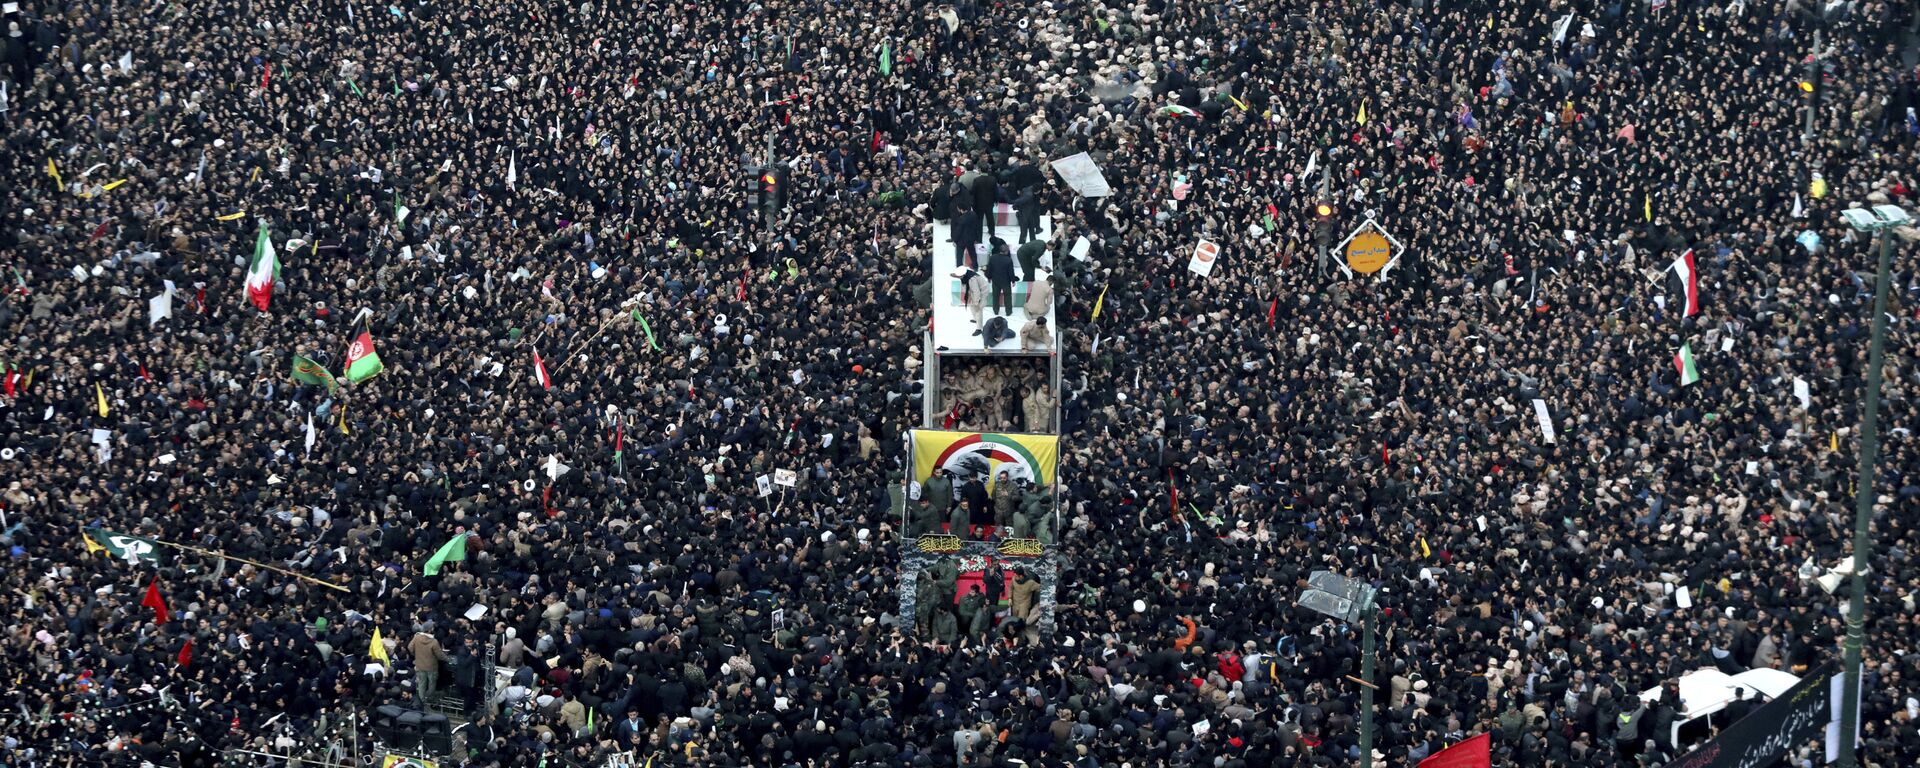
(1661, 663, 1838, 768)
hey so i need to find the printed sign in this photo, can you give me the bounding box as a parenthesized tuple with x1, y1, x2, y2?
(773, 468, 798, 487)
(1187, 239, 1222, 277)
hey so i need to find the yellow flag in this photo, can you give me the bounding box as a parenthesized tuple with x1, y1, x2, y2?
(1418, 536, 1432, 559)
(1091, 284, 1110, 321)
(95, 383, 110, 417)
(339, 406, 350, 435)
(102, 179, 129, 192)
(1356, 101, 1368, 126)
(1644, 194, 1652, 222)
(250, 168, 261, 184)
(1831, 432, 1839, 453)
(216, 211, 247, 221)
(81, 527, 105, 556)
(47, 158, 62, 188)
(1228, 94, 1249, 112)
(1809, 176, 1828, 199)
(369, 627, 390, 668)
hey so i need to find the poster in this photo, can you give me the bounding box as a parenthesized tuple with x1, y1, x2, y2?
(773, 468, 797, 487)
(908, 430, 1059, 494)
(756, 474, 774, 497)
(1048, 152, 1112, 198)
(1531, 399, 1555, 444)
(382, 756, 438, 768)
(1187, 239, 1221, 277)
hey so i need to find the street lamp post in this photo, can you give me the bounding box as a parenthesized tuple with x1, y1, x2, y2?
(1298, 571, 1379, 768)
(1834, 203, 1911, 768)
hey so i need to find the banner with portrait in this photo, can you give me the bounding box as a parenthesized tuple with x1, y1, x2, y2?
(909, 429, 1058, 494)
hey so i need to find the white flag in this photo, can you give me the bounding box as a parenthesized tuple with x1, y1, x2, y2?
(1791, 193, 1805, 219)
(1303, 150, 1319, 180)
(305, 412, 316, 457)
(507, 151, 517, 190)
(1531, 399, 1556, 444)
(1551, 12, 1575, 43)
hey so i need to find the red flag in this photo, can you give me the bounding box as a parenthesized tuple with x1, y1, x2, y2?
(1418, 733, 1491, 768)
(738, 272, 748, 301)
(177, 639, 194, 667)
(90, 219, 113, 244)
(142, 577, 170, 624)
(615, 422, 624, 453)
(1267, 298, 1278, 328)
(261, 63, 272, 90)
(139, 364, 152, 383)
(942, 403, 959, 430)
(542, 486, 555, 518)
(532, 348, 552, 390)
(2, 370, 16, 397)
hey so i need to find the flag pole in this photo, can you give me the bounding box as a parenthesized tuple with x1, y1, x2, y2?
(148, 536, 349, 592)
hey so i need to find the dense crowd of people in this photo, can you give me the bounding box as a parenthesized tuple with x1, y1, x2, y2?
(2, 0, 1919, 766)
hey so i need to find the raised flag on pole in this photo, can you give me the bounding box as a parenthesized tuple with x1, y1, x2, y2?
(84, 529, 165, 563)
(305, 412, 317, 457)
(532, 348, 552, 390)
(290, 354, 340, 390)
(95, 382, 110, 417)
(245, 224, 279, 311)
(1669, 249, 1700, 317)
(423, 532, 471, 575)
(142, 577, 171, 623)
(368, 626, 391, 669)
(1675, 342, 1701, 386)
(507, 151, 518, 190)
(345, 332, 385, 383)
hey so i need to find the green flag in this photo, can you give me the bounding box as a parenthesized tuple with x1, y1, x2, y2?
(423, 532, 471, 575)
(635, 312, 660, 351)
(85, 528, 167, 564)
(347, 79, 364, 98)
(878, 42, 892, 76)
(290, 355, 340, 391)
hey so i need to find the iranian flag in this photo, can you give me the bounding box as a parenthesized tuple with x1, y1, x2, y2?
(1157, 104, 1200, 119)
(344, 331, 385, 383)
(244, 225, 279, 311)
(532, 348, 552, 390)
(1669, 249, 1700, 317)
(1675, 342, 1701, 386)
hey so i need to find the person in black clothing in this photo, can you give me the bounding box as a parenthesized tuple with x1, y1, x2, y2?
(1014, 186, 1041, 244)
(985, 237, 1016, 316)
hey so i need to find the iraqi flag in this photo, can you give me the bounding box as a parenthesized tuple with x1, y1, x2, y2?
(245, 224, 279, 311)
(1669, 249, 1700, 317)
(532, 348, 552, 390)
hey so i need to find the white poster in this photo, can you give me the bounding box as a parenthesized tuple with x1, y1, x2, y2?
(774, 468, 798, 487)
(756, 474, 774, 497)
(1794, 378, 1811, 410)
(148, 292, 173, 326)
(1069, 236, 1092, 262)
(1187, 239, 1221, 277)
(1048, 152, 1112, 198)
(1531, 399, 1556, 444)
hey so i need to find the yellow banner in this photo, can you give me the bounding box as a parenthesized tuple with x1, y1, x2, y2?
(382, 756, 437, 768)
(910, 430, 1058, 493)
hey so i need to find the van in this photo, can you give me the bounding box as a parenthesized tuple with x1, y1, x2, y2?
(1637, 668, 1802, 748)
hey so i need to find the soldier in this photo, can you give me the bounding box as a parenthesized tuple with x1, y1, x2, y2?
(992, 473, 1020, 534)
(1034, 511, 1056, 547)
(923, 468, 953, 523)
(1009, 508, 1032, 540)
(909, 497, 941, 539)
(1009, 570, 1042, 622)
(931, 607, 959, 647)
(948, 501, 971, 540)
(914, 572, 939, 633)
(958, 585, 987, 643)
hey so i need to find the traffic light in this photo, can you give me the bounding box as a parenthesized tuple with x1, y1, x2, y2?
(745, 166, 766, 208)
(760, 165, 788, 212)
(1314, 200, 1335, 221)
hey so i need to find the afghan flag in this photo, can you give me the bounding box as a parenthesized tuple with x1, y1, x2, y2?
(532, 348, 552, 390)
(1675, 342, 1701, 386)
(290, 354, 340, 390)
(245, 224, 279, 311)
(344, 331, 385, 383)
(423, 532, 471, 575)
(1157, 104, 1200, 119)
(1669, 249, 1700, 317)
